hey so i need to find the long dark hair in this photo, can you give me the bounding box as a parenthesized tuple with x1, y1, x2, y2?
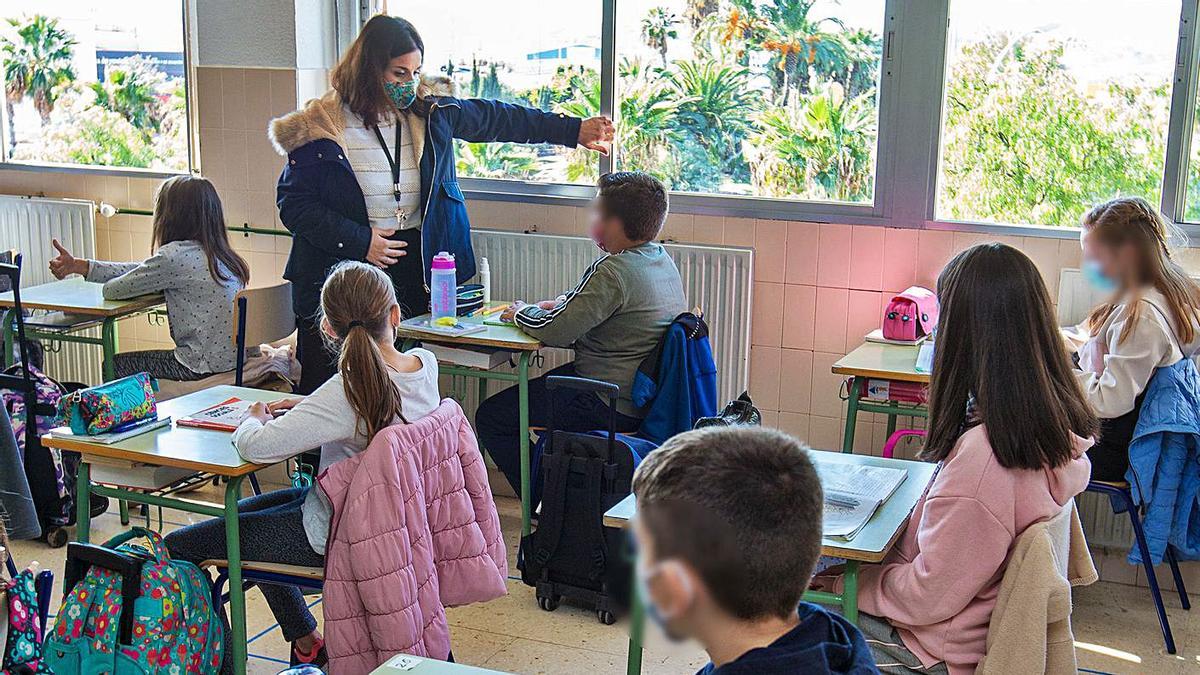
(319, 261, 406, 439)
(152, 176, 249, 286)
(331, 15, 429, 127)
(1083, 196, 1200, 345)
(922, 243, 1097, 469)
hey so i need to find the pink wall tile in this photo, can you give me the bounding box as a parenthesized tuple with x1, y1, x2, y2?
(663, 213, 694, 242)
(848, 225, 884, 291)
(1057, 238, 1082, 271)
(782, 284, 816, 350)
(808, 415, 842, 452)
(754, 219, 787, 282)
(749, 346, 782, 411)
(269, 69, 298, 119)
(195, 67, 223, 130)
(809, 351, 845, 419)
(952, 231, 990, 254)
(760, 410, 780, 428)
(816, 224, 852, 287)
(847, 290, 883, 345)
(220, 69, 246, 132)
(777, 412, 810, 441)
(220, 130, 250, 191)
(915, 229, 957, 288)
(243, 69, 274, 133)
(851, 416, 875, 454)
(1020, 236, 1061, 302)
(692, 215, 723, 245)
(784, 221, 819, 285)
(812, 287, 849, 353)
(723, 217, 755, 247)
(542, 205, 578, 236)
(752, 282, 784, 347)
(779, 348, 814, 414)
(881, 228, 919, 290)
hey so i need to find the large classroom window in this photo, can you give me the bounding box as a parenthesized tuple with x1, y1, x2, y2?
(379, 2, 1200, 232)
(0, 1, 190, 172)
(935, 0, 1180, 229)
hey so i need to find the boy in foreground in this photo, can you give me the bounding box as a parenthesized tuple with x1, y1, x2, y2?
(632, 426, 878, 674)
(477, 171, 686, 496)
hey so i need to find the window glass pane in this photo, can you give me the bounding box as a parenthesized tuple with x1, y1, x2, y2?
(615, 0, 885, 202)
(1, 2, 189, 171)
(936, 0, 1178, 228)
(389, 1, 601, 184)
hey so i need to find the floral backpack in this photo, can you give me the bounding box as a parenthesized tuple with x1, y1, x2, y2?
(3, 567, 53, 674)
(0, 363, 74, 526)
(43, 529, 223, 675)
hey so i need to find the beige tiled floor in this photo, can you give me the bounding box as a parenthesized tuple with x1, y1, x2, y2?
(8, 482, 1199, 674)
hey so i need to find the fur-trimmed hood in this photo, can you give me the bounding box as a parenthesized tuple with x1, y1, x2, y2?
(267, 74, 456, 156)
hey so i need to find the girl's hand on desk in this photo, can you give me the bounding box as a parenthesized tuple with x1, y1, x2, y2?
(247, 401, 273, 424)
(267, 398, 302, 415)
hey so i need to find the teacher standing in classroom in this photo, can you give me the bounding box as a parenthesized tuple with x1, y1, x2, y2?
(269, 14, 614, 393)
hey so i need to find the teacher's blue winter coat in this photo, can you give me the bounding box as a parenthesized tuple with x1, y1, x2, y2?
(269, 76, 583, 318)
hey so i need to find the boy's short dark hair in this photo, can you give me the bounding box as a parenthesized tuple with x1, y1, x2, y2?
(596, 171, 669, 242)
(632, 426, 823, 620)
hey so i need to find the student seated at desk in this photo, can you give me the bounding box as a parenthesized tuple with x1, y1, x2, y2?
(47, 176, 250, 382)
(813, 243, 1096, 675)
(1069, 197, 1200, 481)
(165, 262, 440, 672)
(476, 171, 686, 495)
(632, 426, 876, 674)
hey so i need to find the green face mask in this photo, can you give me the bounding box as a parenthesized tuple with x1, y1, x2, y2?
(385, 79, 417, 109)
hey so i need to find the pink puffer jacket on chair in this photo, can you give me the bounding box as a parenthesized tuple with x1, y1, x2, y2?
(318, 399, 508, 675)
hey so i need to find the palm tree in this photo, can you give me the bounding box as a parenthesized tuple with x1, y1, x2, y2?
(641, 7, 680, 68)
(685, 0, 720, 30)
(91, 57, 164, 134)
(667, 60, 758, 180)
(455, 141, 539, 179)
(2, 14, 76, 148)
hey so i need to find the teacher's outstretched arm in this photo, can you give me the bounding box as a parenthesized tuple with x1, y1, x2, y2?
(444, 98, 613, 155)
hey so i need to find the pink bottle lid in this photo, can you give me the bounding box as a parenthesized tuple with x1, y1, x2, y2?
(431, 252, 456, 270)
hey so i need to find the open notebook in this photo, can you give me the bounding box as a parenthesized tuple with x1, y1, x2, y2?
(816, 462, 908, 540)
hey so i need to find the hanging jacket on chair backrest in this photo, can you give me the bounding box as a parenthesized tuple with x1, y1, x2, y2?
(630, 312, 718, 445)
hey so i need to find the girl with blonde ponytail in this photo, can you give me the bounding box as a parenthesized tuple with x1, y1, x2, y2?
(1073, 196, 1200, 481)
(163, 261, 440, 672)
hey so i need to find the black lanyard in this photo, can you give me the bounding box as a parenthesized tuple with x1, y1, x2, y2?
(372, 120, 403, 203)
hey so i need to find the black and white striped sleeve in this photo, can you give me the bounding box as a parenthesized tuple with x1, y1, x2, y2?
(514, 256, 623, 347)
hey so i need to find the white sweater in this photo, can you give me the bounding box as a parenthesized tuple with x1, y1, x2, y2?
(232, 348, 440, 553)
(342, 105, 422, 230)
(1074, 287, 1200, 419)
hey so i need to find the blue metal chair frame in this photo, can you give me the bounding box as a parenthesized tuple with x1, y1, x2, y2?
(1085, 480, 1191, 654)
(209, 564, 323, 615)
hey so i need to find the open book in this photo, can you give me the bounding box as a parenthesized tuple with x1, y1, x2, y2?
(816, 462, 908, 540)
(176, 397, 254, 432)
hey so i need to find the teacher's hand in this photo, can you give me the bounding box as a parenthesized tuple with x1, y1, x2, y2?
(367, 228, 407, 268)
(578, 116, 614, 155)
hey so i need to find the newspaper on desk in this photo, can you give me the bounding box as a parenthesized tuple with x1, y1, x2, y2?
(816, 462, 908, 540)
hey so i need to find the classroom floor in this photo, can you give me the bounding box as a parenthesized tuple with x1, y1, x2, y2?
(7, 478, 1200, 674)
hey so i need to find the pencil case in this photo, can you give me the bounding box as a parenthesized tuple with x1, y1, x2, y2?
(59, 372, 159, 436)
(457, 283, 484, 316)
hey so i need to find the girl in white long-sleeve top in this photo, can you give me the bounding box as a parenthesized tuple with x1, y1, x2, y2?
(48, 176, 250, 381)
(1073, 196, 1200, 481)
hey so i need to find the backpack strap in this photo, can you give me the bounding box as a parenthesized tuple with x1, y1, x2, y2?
(524, 449, 570, 580)
(583, 457, 608, 581)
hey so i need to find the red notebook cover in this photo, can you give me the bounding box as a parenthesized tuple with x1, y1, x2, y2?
(176, 397, 254, 432)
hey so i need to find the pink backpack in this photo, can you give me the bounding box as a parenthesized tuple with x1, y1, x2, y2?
(882, 286, 939, 342)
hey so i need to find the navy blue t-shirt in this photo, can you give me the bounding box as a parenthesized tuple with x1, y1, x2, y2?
(696, 603, 878, 674)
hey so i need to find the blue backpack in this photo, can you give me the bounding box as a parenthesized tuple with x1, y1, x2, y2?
(43, 528, 223, 674)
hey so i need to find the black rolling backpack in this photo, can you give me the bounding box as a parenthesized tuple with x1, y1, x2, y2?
(518, 376, 635, 625)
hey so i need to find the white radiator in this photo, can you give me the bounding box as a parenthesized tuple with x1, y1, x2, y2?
(450, 229, 752, 415)
(1, 195, 102, 385)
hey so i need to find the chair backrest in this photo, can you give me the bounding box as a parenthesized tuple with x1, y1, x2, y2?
(232, 281, 294, 386)
(0, 250, 15, 293)
(0, 257, 33, 390)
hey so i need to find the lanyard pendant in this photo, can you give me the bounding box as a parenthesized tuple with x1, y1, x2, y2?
(394, 184, 406, 225)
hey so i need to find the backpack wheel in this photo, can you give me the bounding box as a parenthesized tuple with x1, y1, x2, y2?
(597, 609, 616, 625)
(537, 595, 559, 612)
(44, 526, 68, 548)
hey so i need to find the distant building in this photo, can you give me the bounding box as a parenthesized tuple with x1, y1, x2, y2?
(96, 50, 185, 80)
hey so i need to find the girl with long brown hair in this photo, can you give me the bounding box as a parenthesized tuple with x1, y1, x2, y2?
(815, 244, 1096, 674)
(164, 261, 440, 672)
(1072, 196, 1200, 480)
(47, 175, 250, 381)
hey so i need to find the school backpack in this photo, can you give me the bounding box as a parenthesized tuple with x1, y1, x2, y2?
(519, 377, 635, 625)
(882, 286, 939, 342)
(43, 528, 223, 675)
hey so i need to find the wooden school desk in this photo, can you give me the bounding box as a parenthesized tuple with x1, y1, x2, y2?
(609, 451, 938, 675)
(397, 310, 543, 537)
(0, 278, 164, 381)
(832, 341, 930, 453)
(42, 385, 289, 675)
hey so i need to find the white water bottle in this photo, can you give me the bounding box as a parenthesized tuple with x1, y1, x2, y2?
(479, 257, 491, 306)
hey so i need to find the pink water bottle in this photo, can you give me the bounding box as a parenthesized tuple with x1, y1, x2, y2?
(430, 252, 457, 321)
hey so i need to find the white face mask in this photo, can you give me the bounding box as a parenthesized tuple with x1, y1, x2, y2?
(635, 559, 694, 641)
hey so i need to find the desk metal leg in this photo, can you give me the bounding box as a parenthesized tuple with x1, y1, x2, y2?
(75, 461, 92, 543)
(843, 560, 860, 624)
(885, 402, 898, 437)
(626, 566, 645, 675)
(224, 476, 248, 675)
(842, 378, 861, 454)
(517, 352, 532, 537)
(101, 317, 118, 382)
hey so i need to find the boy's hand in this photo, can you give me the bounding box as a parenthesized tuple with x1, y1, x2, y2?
(536, 299, 560, 310)
(501, 301, 526, 323)
(247, 401, 273, 424)
(48, 238, 88, 279)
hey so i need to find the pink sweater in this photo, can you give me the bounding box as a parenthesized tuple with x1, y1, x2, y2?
(839, 425, 1091, 674)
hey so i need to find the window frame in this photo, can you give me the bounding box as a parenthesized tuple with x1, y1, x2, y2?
(0, 0, 197, 178)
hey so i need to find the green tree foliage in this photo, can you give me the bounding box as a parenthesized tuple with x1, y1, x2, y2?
(455, 141, 539, 179)
(642, 7, 681, 68)
(2, 14, 75, 149)
(91, 56, 167, 134)
(938, 34, 1167, 227)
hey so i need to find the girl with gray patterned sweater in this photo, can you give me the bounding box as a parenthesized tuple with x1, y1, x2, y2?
(48, 176, 250, 381)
